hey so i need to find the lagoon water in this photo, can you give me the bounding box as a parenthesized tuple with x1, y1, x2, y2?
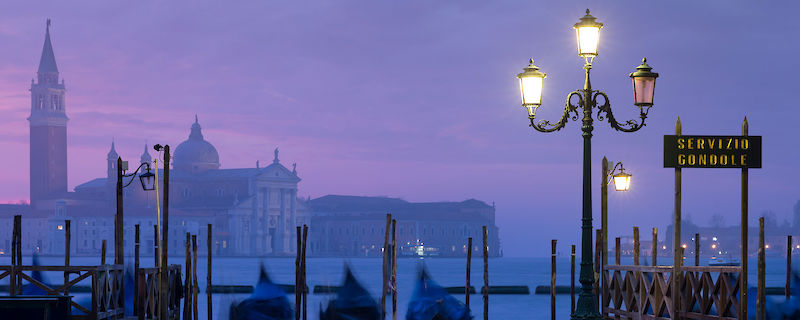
(1, 255, 796, 319)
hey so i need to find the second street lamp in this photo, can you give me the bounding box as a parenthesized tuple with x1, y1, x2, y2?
(515, 9, 658, 319)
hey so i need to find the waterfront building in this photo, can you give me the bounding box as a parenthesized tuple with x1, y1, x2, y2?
(306, 195, 502, 257)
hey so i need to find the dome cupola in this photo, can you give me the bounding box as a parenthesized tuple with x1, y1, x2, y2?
(173, 115, 220, 173)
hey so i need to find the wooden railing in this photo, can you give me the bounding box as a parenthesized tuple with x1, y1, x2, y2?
(136, 265, 183, 320)
(602, 265, 741, 319)
(0, 264, 124, 320)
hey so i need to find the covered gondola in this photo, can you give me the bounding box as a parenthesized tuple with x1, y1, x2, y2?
(406, 267, 472, 320)
(229, 263, 293, 320)
(319, 265, 382, 320)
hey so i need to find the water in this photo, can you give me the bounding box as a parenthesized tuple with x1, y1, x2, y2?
(0, 255, 796, 319)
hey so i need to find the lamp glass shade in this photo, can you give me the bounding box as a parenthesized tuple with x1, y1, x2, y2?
(519, 75, 544, 106)
(612, 172, 631, 191)
(630, 58, 659, 106)
(632, 77, 656, 106)
(139, 171, 156, 191)
(517, 59, 546, 107)
(576, 26, 600, 57)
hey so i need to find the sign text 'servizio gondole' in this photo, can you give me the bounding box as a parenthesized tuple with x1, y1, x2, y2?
(663, 135, 762, 168)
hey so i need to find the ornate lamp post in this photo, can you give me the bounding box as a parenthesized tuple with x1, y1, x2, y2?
(114, 157, 155, 316)
(515, 9, 658, 319)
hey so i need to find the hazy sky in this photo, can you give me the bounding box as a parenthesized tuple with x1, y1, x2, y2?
(1, 1, 798, 256)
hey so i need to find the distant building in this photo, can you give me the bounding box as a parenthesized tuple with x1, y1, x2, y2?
(0, 21, 306, 257)
(306, 195, 502, 257)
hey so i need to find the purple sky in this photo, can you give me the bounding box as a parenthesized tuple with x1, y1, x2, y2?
(1, 2, 798, 256)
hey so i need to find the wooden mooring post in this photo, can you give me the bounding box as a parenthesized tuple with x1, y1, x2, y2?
(302, 224, 308, 320)
(550, 239, 556, 320)
(381, 213, 391, 317)
(466, 237, 472, 310)
(11, 215, 20, 295)
(788, 235, 793, 300)
(652, 228, 657, 266)
(101, 239, 107, 265)
(183, 232, 191, 320)
(65, 220, 71, 296)
(758, 217, 765, 320)
(295, 226, 302, 320)
(741, 117, 750, 318)
(694, 233, 700, 266)
(672, 117, 682, 319)
(207, 224, 213, 319)
(391, 220, 397, 320)
(633, 227, 640, 266)
(134, 224, 140, 315)
(615, 237, 620, 265)
(570, 244, 575, 315)
(192, 234, 198, 320)
(482, 226, 488, 320)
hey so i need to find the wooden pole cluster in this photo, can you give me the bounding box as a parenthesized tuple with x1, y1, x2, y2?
(652, 228, 658, 266)
(757, 217, 765, 320)
(550, 239, 556, 320)
(633, 227, 640, 266)
(391, 220, 398, 320)
(482, 226, 488, 320)
(207, 224, 213, 319)
(672, 118, 682, 318)
(381, 213, 391, 318)
(466, 237, 472, 310)
(571, 244, 576, 315)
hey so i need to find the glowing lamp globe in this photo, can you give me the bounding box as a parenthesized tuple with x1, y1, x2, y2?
(573, 9, 603, 58)
(612, 171, 631, 191)
(630, 58, 659, 106)
(517, 59, 547, 115)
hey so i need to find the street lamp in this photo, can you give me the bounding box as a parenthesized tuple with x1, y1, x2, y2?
(611, 164, 631, 192)
(115, 157, 155, 316)
(515, 9, 658, 319)
(116, 158, 156, 265)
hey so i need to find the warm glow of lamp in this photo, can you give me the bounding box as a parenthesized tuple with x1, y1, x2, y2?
(517, 59, 546, 115)
(57, 225, 63, 230)
(573, 9, 603, 58)
(711, 244, 717, 249)
(612, 170, 632, 192)
(662, 245, 666, 250)
(765, 244, 770, 249)
(681, 244, 687, 249)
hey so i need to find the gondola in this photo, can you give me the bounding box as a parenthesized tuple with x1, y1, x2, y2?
(319, 265, 382, 320)
(229, 263, 293, 320)
(406, 267, 472, 320)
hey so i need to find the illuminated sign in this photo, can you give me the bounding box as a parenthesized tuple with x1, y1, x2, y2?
(663, 135, 762, 168)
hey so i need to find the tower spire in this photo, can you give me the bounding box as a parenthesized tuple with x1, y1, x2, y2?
(38, 19, 59, 76)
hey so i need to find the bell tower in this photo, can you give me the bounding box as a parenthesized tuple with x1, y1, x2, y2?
(28, 19, 68, 205)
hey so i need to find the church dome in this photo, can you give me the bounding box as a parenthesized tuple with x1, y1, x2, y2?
(173, 116, 220, 173)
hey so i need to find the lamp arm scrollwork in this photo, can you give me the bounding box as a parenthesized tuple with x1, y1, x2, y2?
(528, 90, 582, 133)
(122, 162, 152, 189)
(606, 161, 624, 185)
(594, 91, 648, 133)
